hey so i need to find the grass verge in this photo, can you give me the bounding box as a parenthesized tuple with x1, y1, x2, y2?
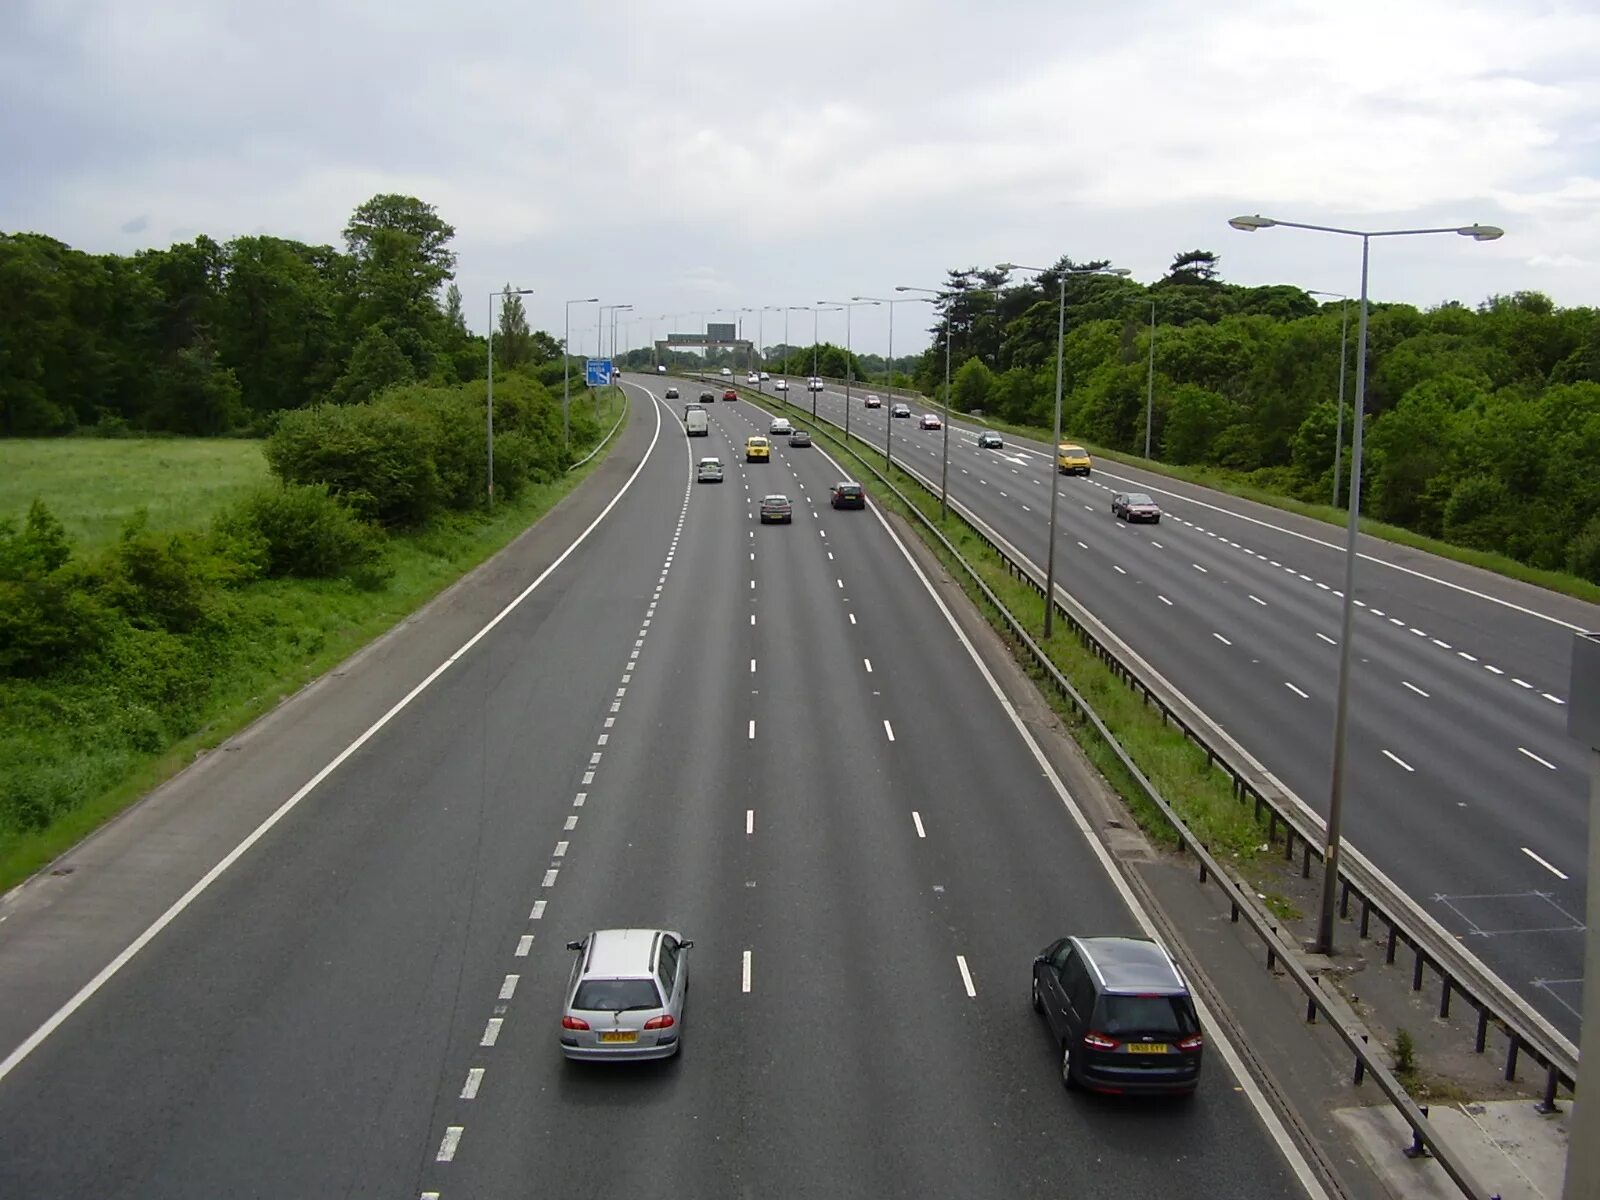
(960, 411, 1600, 605)
(0, 388, 629, 892)
(741, 383, 1264, 861)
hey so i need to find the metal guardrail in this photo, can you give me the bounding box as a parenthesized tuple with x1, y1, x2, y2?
(706, 370, 1572, 1199)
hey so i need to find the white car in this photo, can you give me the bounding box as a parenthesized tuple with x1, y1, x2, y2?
(656, 364, 667, 373)
(919, 413, 943, 430)
(769, 418, 793, 436)
(759, 371, 770, 381)
(696, 457, 724, 483)
(721, 367, 733, 377)
(774, 379, 789, 392)
(807, 378, 825, 392)
(747, 372, 760, 384)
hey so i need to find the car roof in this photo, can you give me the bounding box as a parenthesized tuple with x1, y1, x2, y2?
(835, 480, 861, 489)
(1073, 936, 1185, 993)
(581, 928, 662, 978)
(763, 493, 790, 502)
(699, 457, 721, 464)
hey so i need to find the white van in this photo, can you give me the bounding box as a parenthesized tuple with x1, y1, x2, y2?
(685, 407, 709, 436)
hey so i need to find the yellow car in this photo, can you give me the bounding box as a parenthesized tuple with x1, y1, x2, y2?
(1057, 443, 1092, 476)
(746, 436, 770, 463)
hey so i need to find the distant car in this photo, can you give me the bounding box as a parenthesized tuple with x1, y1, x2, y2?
(977, 431, 1003, 449)
(808, 378, 825, 392)
(664, 386, 679, 399)
(1112, 492, 1162, 523)
(699, 390, 715, 403)
(775, 379, 789, 392)
(656, 364, 667, 373)
(759, 371, 770, 381)
(722, 389, 738, 402)
(769, 417, 793, 436)
(1032, 935, 1202, 1095)
(747, 372, 760, 384)
(560, 929, 693, 1061)
(788, 429, 811, 448)
(919, 412, 942, 430)
(829, 481, 865, 509)
(746, 436, 770, 463)
(721, 367, 733, 377)
(696, 456, 724, 482)
(891, 403, 911, 418)
(1057, 443, 1092, 476)
(864, 394, 882, 408)
(759, 494, 793, 524)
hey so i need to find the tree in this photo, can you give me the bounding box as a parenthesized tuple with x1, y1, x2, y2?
(341, 194, 458, 377)
(443, 284, 467, 337)
(1165, 249, 1222, 286)
(495, 286, 532, 371)
(951, 357, 994, 412)
(330, 326, 415, 405)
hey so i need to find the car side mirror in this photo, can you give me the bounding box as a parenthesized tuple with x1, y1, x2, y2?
(679, 939, 694, 950)
(565, 939, 585, 951)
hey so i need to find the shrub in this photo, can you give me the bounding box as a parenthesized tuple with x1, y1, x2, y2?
(1568, 513, 1600, 584)
(217, 483, 389, 583)
(0, 503, 110, 676)
(94, 516, 211, 634)
(266, 402, 441, 526)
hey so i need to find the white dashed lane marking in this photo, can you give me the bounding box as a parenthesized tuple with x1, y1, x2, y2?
(1522, 847, 1569, 880)
(1285, 682, 1309, 699)
(1382, 749, 1415, 772)
(912, 811, 926, 838)
(1518, 746, 1557, 771)
(956, 955, 977, 998)
(742, 951, 753, 993)
(461, 1068, 484, 1100)
(437, 1127, 463, 1163)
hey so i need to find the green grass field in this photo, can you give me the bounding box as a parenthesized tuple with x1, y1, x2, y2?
(0, 388, 629, 890)
(0, 439, 271, 551)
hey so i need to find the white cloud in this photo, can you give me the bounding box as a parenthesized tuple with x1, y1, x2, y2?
(2, 0, 1598, 353)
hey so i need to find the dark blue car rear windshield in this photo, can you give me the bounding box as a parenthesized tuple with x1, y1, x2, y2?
(1096, 994, 1198, 1036)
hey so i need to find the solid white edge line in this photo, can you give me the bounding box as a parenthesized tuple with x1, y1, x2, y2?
(1521, 847, 1569, 881)
(0, 385, 668, 1087)
(856, 477, 1330, 1200)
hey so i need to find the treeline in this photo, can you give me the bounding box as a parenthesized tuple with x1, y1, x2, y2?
(911, 252, 1600, 582)
(0, 194, 569, 436)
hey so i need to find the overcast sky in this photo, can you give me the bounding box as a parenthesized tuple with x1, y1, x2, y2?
(5, 0, 1598, 356)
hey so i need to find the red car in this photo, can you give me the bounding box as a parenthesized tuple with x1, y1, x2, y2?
(722, 389, 738, 402)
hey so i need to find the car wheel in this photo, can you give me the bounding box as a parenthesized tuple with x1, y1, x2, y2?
(1031, 976, 1043, 1013)
(1061, 1043, 1080, 1090)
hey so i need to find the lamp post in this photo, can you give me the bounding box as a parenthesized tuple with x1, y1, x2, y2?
(562, 296, 599, 450)
(820, 299, 879, 445)
(1306, 289, 1352, 507)
(856, 295, 933, 474)
(997, 262, 1131, 638)
(804, 306, 843, 420)
(599, 303, 631, 409)
(757, 306, 781, 391)
(488, 286, 534, 506)
(1144, 300, 1157, 460)
(1229, 213, 1504, 955)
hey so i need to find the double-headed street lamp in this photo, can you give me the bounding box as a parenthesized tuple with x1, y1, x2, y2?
(757, 306, 782, 390)
(600, 304, 632, 408)
(1305, 289, 1352, 507)
(563, 296, 599, 449)
(819, 299, 879, 443)
(855, 295, 933, 473)
(1228, 213, 1504, 956)
(488, 286, 534, 506)
(997, 262, 1131, 638)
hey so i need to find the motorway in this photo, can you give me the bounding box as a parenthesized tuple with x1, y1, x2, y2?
(761, 372, 1599, 1039)
(0, 382, 1311, 1198)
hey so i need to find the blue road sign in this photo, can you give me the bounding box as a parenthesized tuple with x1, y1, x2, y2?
(585, 359, 613, 387)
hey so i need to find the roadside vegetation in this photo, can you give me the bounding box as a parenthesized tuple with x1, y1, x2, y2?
(0, 192, 628, 889)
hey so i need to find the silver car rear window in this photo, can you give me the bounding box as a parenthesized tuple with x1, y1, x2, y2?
(573, 979, 661, 1011)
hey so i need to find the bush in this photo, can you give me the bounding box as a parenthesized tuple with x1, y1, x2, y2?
(217, 483, 389, 583)
(0, 503, 110, 676)
(1568, 513, 1600, 584)
(93, 516, 212, 633)
(266, 402, 441, 526)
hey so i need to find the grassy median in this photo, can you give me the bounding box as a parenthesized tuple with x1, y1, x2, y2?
(733, 383, 1263, 861)
(0, 388, 628, 891)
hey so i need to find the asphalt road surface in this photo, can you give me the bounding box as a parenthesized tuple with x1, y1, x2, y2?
(761, 373, 1597, 1039)
(0, 382, 1311, 1198)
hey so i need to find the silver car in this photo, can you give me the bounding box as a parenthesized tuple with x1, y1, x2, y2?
(560, 929, 693, 1061)
(697, 457, 724, 483)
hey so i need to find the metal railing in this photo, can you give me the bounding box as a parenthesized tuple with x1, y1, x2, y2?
(714, 370, 1575, 1199)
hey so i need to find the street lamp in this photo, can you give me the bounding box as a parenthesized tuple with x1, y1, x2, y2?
(1144, 299, 1157, 460)
(1229, 212, 1504, 956)
(600, 304, 632, 408)
(757, 306, 781, 391)
(1306, 290, 1352, 507)
(819, 299, 879, 444)
(801, 306, 843, 420)
(856, 295, 933, 474)
(997, 262, 1132, 637)
(563, 296, 599, 450)
(488, 286, 534, 506)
